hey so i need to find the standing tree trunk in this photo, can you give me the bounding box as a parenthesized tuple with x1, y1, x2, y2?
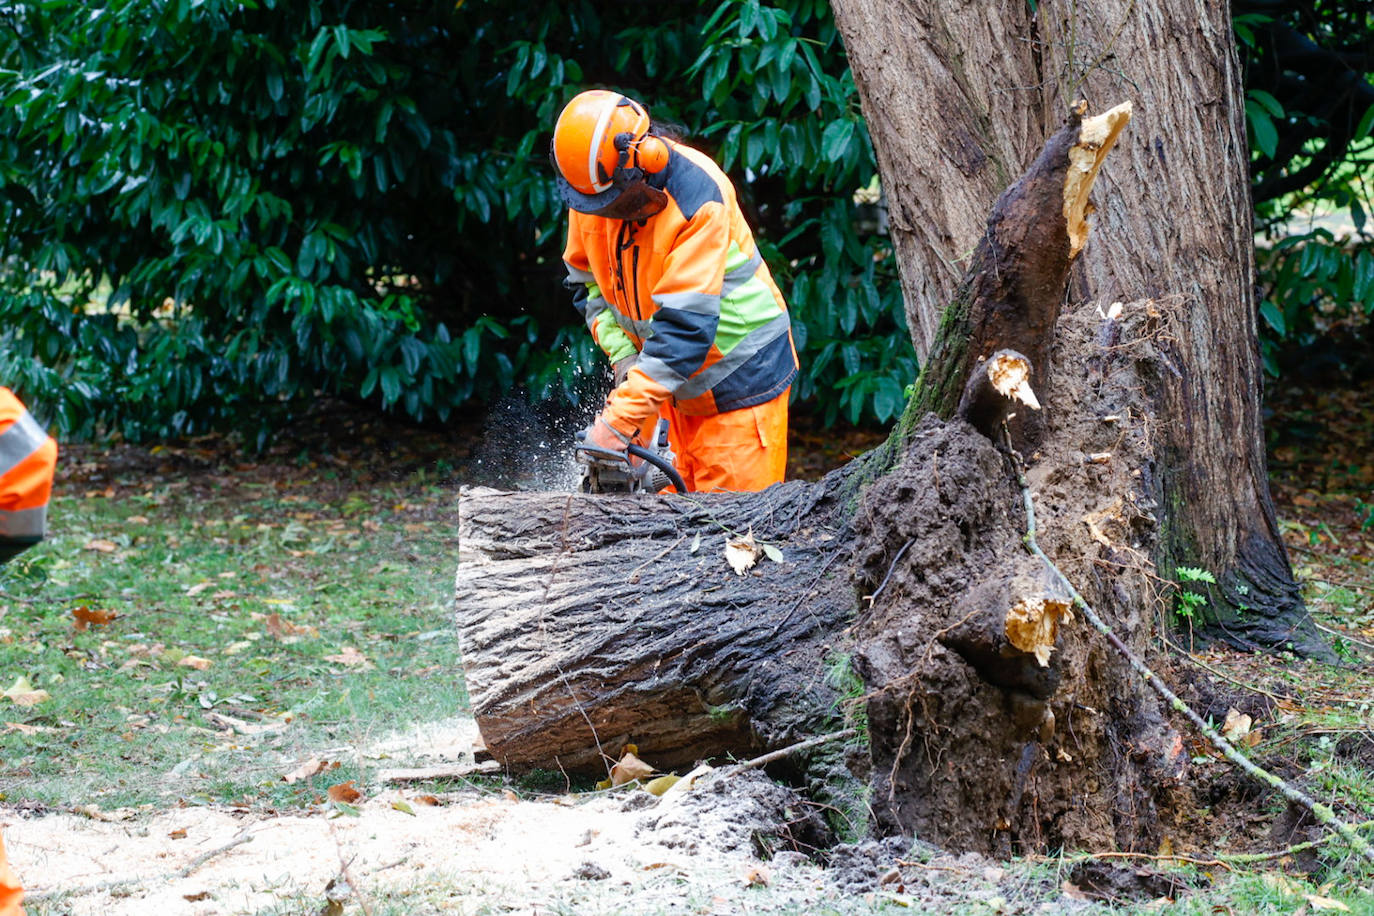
(831, 0, 1317, 653)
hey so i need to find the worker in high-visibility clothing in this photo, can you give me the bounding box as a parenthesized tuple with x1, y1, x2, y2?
(552, 90, 798, 492)
(0, 385, 57, 916)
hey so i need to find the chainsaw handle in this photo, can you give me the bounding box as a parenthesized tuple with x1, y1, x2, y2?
(626, 443, 686, 494)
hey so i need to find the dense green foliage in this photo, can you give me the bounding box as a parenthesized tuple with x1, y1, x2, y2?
(1236, 0, 1374, 374)
(0, 1, 1367, 442)
(0, 0, 910, 440)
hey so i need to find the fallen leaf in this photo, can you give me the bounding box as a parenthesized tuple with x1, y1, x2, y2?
(71, 606, 118, 632)
(84, 539, 118, 553)
(1221, 707, 1252, 743)
(178, 655, 212, 671)
(760, 543, 784, 563)
(501, 789, 519, 802)
(128, 515, 150, 524)
(323, 647, 371, 668)
(689, 532, 702, 554)
(283, 759, 330, 783)
(3, 722, 40, 735)
(413, 795, 440, 807)
(327, 781, 363, 804)
(743, 864, 771, 887)
(391, 799, 415, 816)
(644, 774, 680, 796)
(169, 828, 188, 839)
(725, 531, 761, 576)
(182, 891, 210, 901)
(610, 750, 655, 787)
(1306, 895, 1351, 912)
(262, 612, 316, 640)
(2, 676, 50, 707)
(185, 582, 212, 597)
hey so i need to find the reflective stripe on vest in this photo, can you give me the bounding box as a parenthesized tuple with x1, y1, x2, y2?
(0, 503, 46, 540)
(674, 312, 792, 402)
(0, 411, 47, 476)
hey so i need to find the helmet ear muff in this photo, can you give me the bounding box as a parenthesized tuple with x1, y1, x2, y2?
(613, 131, 669, 177)
(635, 135, 669, 175)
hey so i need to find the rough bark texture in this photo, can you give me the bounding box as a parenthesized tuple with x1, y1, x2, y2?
(455, 473, 859, 775)
(832, 0, 1319, 651)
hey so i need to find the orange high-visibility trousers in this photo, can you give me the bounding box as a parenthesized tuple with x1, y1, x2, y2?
(661, 388, 788, 493)
(0, 832, 23, 916)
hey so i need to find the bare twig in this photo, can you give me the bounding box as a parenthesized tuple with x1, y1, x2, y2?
(1016, 472, 1374, 865)
(712, 728, 858, 779)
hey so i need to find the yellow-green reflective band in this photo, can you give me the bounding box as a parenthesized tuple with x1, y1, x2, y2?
(714, 276, 782, 355)
(595, 310, 638, 364)
(674, 313, 791, 402)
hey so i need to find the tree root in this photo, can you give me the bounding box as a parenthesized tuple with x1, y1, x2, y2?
(1016, 473, 1374, 865)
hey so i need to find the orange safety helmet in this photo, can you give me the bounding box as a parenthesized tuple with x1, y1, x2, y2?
(551, 90, 670, 214)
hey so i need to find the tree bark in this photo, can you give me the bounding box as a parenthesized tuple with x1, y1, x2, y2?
(455, 477, 859, 775)
(831, 0, 1320, 653)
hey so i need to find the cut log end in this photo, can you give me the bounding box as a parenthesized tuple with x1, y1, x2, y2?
(1064, 101, 1133, 257)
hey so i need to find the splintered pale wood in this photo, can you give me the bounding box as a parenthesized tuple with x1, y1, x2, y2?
(937, 554, 1074, 700)
(955, 348, 1041, 441)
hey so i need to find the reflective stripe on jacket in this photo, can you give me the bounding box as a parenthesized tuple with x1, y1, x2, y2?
(563, 141, 798, 434)
(0, 387, 56, 557)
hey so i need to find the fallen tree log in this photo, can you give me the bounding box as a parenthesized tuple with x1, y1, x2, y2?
(455, 101, 1232, 856)
(456, 475, 861, 774)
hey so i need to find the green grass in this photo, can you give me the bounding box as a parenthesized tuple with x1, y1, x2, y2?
(0, 457, 465, 810)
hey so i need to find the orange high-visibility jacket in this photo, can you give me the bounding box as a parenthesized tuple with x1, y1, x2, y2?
(0, 387, 56, 563)
(562, 140, 798, 438)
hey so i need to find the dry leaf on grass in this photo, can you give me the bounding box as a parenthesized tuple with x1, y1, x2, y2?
(84, 539, 118, 553)
(185, 582, 212, 597)
(1306, 895, 1351, 912)
(72, 606, 118, 632)
(177, 655, 212, 670)
(323, 646, 371, 668)
(282, 758, 336, 783)
(2, 676, 50, 707)
(327, 781, 363, 804)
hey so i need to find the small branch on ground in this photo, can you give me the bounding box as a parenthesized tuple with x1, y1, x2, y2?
(710, 728, 858, 781)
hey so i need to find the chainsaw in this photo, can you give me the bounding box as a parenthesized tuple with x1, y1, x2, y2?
(574, 418, 686, 494)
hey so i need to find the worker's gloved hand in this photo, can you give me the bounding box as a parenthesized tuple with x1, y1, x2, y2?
(579, 415, 635, 457)
(612, 354, 639, 387)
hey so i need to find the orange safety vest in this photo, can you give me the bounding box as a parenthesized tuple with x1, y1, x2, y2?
(0, 387, 56, 563)
(563, 141, 798, 438)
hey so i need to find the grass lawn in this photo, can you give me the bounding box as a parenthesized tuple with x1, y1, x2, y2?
(0, 417, 468, 813)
